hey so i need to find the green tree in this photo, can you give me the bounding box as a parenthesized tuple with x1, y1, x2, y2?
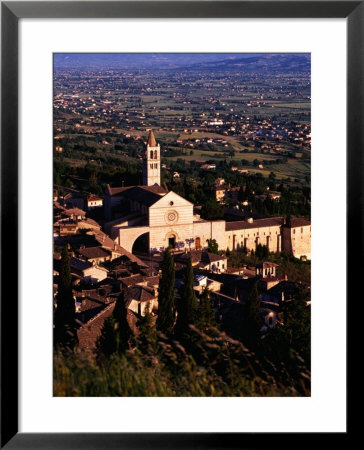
(196, 288, 216, 331)
(206, 238, 219, 255)
(97, 290, 133, 357)
(97, 315, 117, 357)
(136, 304, 157, 354)
(238, 186, 247, 202)
(175, 258, 197, 336)
(280, 286, 311, 364)
(244, 279, 263, 345)
(256, 244, 269, 260)
(156, 248, 176, 334)
(54, 246, 77, 349)
(113, 290, 133, 354)
(201, 199, 224, 220)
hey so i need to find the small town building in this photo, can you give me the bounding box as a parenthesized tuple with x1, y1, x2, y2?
(87, 195, 103, 210)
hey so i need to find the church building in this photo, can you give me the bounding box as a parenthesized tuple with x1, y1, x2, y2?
(104, 130, 311, 260)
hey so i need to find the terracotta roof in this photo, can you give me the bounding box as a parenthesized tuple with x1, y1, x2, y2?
(106, 185, 135, 196)
(106, 183, 167, 197)
(127, 285, 155, 303)
(175, 250, 225, 265)
(120, 274, 146, 288)
(256, 262, 278, 268)
(87, 230, 146, 266)
(63, 207, 86, 217)
(77, 303, 115, 351)
(145, 276, 160, 287)
(175, 250, 203, 264)
(77, 246, 110, 260)
(225, 217, 284, 231)
(77, 299, 105, 322)
(201, 251, 226, 263)
(267, 281, 300, 299)
(87, 195, 103, 202)
(147, 129, 157, 147)
(140, 185, 167, 194)
(290, 218, 311, 228)
(77, 218, 101, 229)
(122, 186, 165, 206)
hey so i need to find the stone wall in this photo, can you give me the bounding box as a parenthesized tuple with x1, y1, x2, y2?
(225, 224, 282, 253)
(282, 224, 311, 259)
(193, 220, 227, 250)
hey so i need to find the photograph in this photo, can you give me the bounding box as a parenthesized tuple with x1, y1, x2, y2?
(52, 52, 311, 397)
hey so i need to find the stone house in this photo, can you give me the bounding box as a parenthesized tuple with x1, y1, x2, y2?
(125, 285, 156, 317)
(70, 257, 108, 284)
(87, 195, 103, 210)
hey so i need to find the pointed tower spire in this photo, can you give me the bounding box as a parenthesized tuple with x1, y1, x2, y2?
(147, 129, 157, 147)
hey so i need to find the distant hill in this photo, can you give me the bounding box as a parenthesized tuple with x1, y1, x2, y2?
(187, 53, 311, 73)
(54, 53, 310, 73)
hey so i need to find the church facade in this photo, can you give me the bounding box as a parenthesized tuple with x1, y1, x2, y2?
(104, 130, 311, 260)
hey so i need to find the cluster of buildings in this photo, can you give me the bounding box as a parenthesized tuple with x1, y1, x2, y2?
(54, 68, 310, 156)
(53, 130, 311, 352)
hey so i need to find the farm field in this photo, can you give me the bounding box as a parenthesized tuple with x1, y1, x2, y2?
(54, 54, 311, 190)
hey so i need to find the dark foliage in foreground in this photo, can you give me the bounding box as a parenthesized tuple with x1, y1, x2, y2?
(54, 322, 310, 397)
(54, 246, 78, 349)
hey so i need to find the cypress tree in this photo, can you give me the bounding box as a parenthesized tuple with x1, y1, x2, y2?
(97, 290, 133, 357)
(196, 288, 216, 331)
(137, 304, 157, 355)
(156, 247, 176, 334)
(97, 315, 117, 357)
(113, 290, 133, 354)
(54, 246, 77, 349)
(244, 279, 263, 344)
(175, 258, 197, 336)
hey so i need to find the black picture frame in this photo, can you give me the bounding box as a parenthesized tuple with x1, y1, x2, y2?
(1, 1, 359, 448)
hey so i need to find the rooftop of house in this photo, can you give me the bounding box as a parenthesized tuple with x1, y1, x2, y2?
(267, 281, 306, 299)
(256, 262, 278, 269)
(77, 218, 102, 229)
(77, 246, 110, 260)
(70, 257, 93, 271)
(77, 303, 115, 352)
(87, 195, 103, 202)
(126, 285, 156, 304)
(62, 207, 86, 217)
(175, 250, 226, 265)
(119, 274, 146, 288)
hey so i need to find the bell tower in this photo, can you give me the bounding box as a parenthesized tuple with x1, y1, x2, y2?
(143, 129, 161, 186)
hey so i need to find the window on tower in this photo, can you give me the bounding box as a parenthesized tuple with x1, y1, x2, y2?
(154, 150, 157, 159)
(150, 150, 153, 159)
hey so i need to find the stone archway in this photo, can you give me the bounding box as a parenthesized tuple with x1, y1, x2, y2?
(132, 232, 150, 254)
(117, 225, 150, 253)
